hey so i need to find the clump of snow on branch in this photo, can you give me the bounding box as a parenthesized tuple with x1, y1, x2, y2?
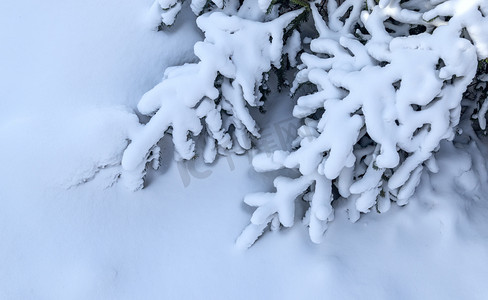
(122, 9, 303, 191)
(237, 0, 488, 248)
(150, 0, 268, 27)
(474, 67, 488, 130)
(149, 0, 224, 27)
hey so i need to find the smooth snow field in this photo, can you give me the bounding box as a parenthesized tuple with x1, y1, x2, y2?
(1, 0, 488, 299)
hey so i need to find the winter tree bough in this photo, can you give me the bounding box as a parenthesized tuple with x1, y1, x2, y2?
(122, 7, 304, 190)
(121, 0, 488, 247)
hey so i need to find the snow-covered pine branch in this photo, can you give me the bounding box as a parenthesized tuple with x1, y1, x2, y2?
(237, 0, 488, 247)
(122, 8, 304, 191)
(149, 0, 308, 27)
(149, 0, 225, 27)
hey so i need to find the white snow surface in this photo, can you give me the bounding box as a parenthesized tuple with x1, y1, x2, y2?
(1, 0, 488, 299)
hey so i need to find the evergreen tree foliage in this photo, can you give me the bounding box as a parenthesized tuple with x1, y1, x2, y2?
(122, 1, 304, 190)
(124, 0, 488, 246)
